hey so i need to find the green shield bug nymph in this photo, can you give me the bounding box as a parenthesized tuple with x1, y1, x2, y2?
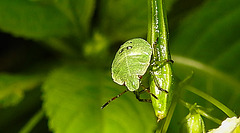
(101, 38, 154, 109)
(112, 38, 152, 91)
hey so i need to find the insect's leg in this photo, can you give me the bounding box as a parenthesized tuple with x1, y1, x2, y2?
(138, 86, 158, 100)
(134, 90, 152, 103)
(138, 75, 158, 100)
(101, 89, 128, 109)
(150, 59, 173, 92)
(133, 85, 159, 102)
(151, 59, 174, 69)
(150, 71, 168, 93)
(152, 37, 173, 65)
(151, 37, 173, 68)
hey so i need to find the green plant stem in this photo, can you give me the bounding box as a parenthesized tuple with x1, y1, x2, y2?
(147, 0, 173, 132)
(185, 85, 237, 118)
(147, 0, 169, 59)
(19, 108, 44, 133)
(173, 55, 240, 92)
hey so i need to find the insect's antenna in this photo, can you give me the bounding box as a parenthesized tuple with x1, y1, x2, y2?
(101, 89, 128, 109)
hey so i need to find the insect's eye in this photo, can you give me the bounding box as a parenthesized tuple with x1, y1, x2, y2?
(127, 46, 132, 50)
(119, 46, 133, 53)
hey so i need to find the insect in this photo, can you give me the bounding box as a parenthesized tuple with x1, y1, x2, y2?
(101, 38, 168, 109)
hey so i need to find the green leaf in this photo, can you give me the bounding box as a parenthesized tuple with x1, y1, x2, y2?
(0, 0, 95, 40)
(98, 0, 148, 41)
(83, 31, 110, 60)
(0, 73, 43, 107)
(0, 0, 73, 39)
(98, 0, 176, 42)
(165, 0, 177, 11)
(42, 65, 156, 133)
(169, 0, 240, 131)
(52, 0, 95, 38)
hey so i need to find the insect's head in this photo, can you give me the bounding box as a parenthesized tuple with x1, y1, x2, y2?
(119, 43, 133, 54)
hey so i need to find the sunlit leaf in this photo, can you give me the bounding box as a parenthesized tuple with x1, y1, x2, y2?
(52, 0, 95, 38)
(0, 0, 95, 40)
(42, 65, 156, 133)
(0, 0, 74, 39)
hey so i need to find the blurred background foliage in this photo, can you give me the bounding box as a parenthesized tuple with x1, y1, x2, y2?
(0, 0, 239, 132)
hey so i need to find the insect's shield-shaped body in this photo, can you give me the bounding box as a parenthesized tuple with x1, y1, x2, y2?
(101, 38, 152, 109)
(111, 38, 152, 91)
